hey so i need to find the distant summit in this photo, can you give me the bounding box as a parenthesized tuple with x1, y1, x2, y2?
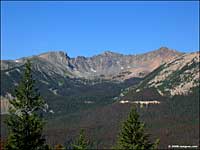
(100, 50, 123, 56)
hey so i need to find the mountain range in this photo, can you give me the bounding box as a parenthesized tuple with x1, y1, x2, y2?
(1, 47, 182, 114)
(0, 47, 199, 116)
(1, 47, 199, 148)
(1, 47, 181, 80)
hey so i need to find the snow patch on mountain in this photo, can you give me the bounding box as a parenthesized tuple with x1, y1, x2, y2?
(90, 68, 97, 73)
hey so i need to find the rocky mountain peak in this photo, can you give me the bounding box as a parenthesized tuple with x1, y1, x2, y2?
(37, 51, 70, 65)
(38, 51, 68, 59)
(101, 51, 122, 57)
(158, 46, 171, 51)
(154, 47, 181, 55)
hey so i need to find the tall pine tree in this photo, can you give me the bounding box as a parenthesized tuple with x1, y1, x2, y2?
(5, 60, 48, 150)
(117, 107, 159, 150)
(72, 129, 90, 150)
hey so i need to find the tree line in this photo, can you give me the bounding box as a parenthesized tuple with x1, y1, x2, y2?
(2, 60, 159, 150)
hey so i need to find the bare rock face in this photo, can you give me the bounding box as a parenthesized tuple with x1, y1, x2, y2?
(1, 47, 182, 80)
(133, 52, 199, 96)
(0, 93, 13, 114)
(68, 47, 182, 79)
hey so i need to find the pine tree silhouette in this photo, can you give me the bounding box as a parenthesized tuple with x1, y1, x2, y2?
(117, 107, 159, 150)
(5, 60, 49, 150)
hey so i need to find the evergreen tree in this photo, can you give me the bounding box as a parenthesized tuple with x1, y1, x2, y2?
(117, 107, 159, 150)
(72, 129, 90, 150)
(5, 60, 48, 150)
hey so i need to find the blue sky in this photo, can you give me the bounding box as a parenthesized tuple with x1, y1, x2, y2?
(1, 1, 199, 60)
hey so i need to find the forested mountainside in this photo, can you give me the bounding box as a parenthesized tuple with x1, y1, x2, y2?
(42, 51, 199, 148)
(42, 86, 199, 148)
(1, 68, 141, 115)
